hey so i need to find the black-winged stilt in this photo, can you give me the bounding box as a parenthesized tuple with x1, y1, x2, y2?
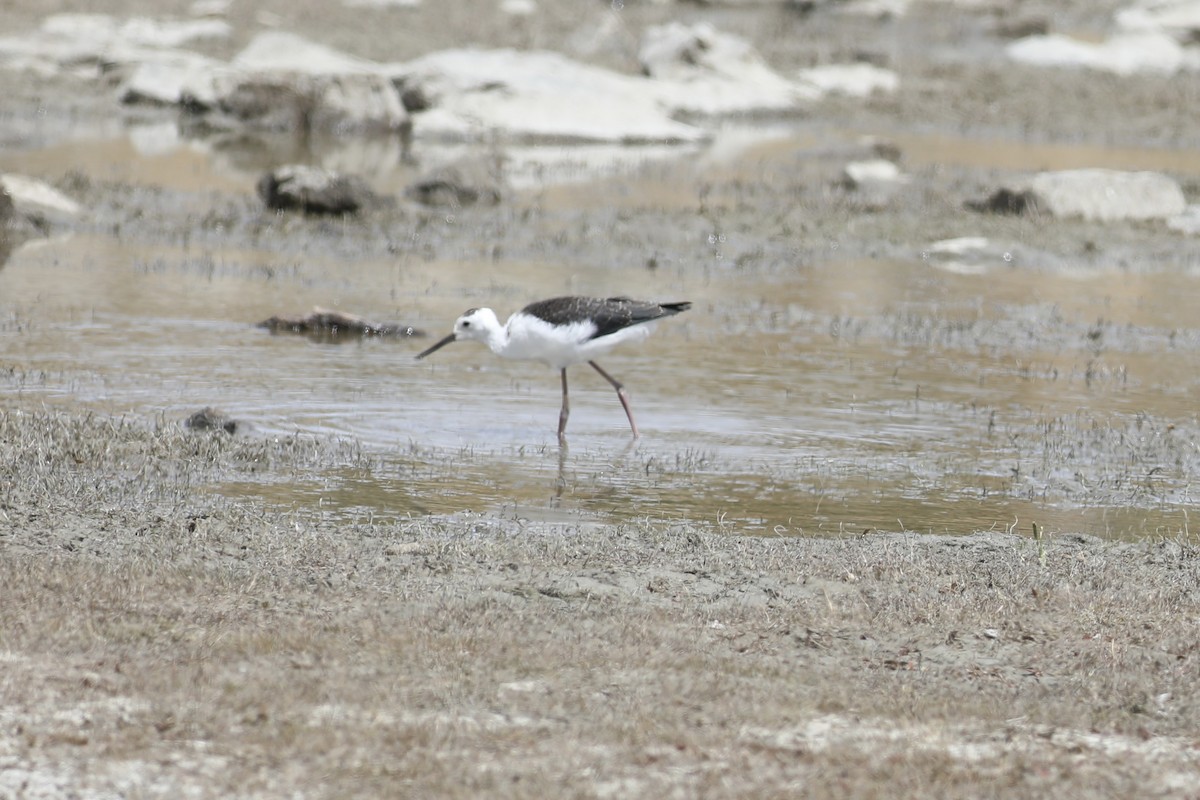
(416, 295, 691, 439)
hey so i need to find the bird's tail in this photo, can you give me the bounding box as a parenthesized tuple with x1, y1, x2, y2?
(661, 301, 692, 315)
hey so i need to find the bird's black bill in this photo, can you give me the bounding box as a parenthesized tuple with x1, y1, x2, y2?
(416, 333, 457, 359)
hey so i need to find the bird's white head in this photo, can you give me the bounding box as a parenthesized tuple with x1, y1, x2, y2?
(451, 307, 501, 345)
(416, 307, 503, 359)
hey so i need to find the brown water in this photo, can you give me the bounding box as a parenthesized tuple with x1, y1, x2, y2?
(2, 127, 1198, 538)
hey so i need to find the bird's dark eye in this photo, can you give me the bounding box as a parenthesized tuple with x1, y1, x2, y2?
(462, 321, 471, 328)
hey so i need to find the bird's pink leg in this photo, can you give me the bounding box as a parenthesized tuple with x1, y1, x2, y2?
(558, 368, 570, 441)
(589, 361, 639, 438)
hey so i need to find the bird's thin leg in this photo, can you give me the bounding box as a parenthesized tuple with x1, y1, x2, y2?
(554, 437, 569, 501)
(558, 368, 570, 441)
(589, 361, 639, 438)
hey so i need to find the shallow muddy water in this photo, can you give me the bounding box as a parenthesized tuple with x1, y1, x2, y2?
(2, 127, 1199, 538)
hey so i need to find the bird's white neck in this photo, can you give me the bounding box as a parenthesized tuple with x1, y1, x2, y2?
(483, 319, 511, 357)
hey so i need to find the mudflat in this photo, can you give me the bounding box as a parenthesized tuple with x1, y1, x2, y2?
(3, 0, 1200, 797)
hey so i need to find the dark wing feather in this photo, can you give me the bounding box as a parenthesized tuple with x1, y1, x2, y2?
(521, 296, 691, 341)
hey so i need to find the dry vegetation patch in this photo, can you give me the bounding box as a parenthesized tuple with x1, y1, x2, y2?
(3, 407, 1200, 796)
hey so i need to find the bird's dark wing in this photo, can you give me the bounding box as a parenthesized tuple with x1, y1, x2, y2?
(521, 296, 691, 341)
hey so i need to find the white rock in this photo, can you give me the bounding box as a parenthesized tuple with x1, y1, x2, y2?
(120, 52, 223, 104)
(0, 174, 82, 224)
(0, 13, 228, 75)
(395, 48, 706, 143)
(842, 159, 906, 186)
(233, 31, 385, 76)
(638, 22, 820, 113)
(1006, 31, 1186, 76)
(1030, 169, 1186, 221)
(797, 62, 899, 97)
(1117, 0, 1200, 39)
(841, 159, 907, 210)
(500, 0, 537, 15)
(923, 236, 1009, 274)
(928, 236, 990, 255)
(1167, 204, 1200, 235)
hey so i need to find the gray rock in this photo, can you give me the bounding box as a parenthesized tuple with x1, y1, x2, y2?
(308, 74, 410, 134)
(406, 161, 503, 208)
(182, 71, 409, 135)
(257, 165, 378, 214)
(0, 187, 13, 226)
(169, 33, 410, 135)
(994, 14, 1050, 39)
(183, 74, 311, 130)
(185, 407, 239, 434)
(969, 185, 1038, 216)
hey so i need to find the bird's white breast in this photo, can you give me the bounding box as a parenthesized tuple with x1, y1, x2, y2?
(500, 312, 653, 369)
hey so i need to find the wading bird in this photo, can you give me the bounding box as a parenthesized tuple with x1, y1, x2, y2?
(417, 295, 691, 439)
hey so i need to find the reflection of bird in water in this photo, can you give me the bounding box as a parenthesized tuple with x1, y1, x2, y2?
(417, 296, 691, 440)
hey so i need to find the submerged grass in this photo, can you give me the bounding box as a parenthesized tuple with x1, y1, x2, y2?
(10, 396, 1189, 538)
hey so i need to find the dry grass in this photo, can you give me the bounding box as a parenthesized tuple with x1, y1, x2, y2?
(3, 409, 1200, 798)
